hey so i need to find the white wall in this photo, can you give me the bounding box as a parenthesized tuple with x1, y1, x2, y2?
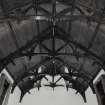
(7, 70, 105, 105)
(8, 84, 98, 105)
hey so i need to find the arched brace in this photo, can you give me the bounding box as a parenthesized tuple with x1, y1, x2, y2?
(71, 85, 87, 103)
(80, 92, 87, 103)
(18, 83, 35, 102)
(56, 57, 90, 82)
(8, 57, 54, 89)
(89, 82, 95, 94)
(62, 76, 83, 93)
(17, 75, 44, 93)
(20, 92, 25, 103)
(11, 83, 16, 94)
(75, 90, 87, 103)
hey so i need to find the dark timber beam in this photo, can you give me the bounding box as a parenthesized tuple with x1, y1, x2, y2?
(0, 26, 52, 72)
(55, 26, 105, 64)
